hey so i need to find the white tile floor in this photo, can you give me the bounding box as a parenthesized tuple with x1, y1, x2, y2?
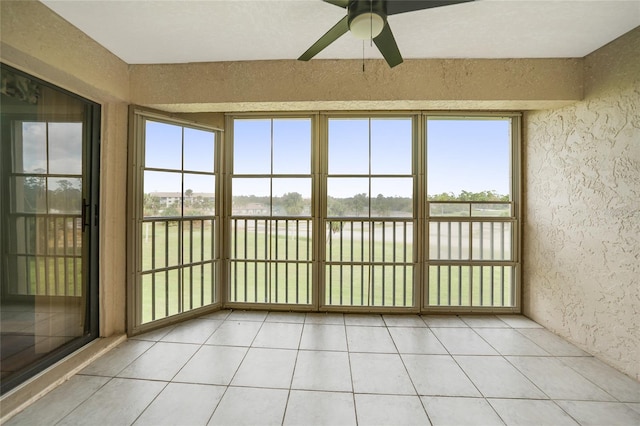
(6, 312, 640, 426)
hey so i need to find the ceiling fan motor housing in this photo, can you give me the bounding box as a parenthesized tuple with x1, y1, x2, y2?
(348, 0, 387, 39)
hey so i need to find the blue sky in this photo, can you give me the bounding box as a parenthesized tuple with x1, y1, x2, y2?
(144, 117, 511, 198)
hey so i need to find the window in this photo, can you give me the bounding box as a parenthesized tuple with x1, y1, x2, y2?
(130, 112, 220, 330)
(130, 111, 520, 322)
(325, 117, 415, 307)
(229, 117, 313, 305)
(426, 117, 518, 308)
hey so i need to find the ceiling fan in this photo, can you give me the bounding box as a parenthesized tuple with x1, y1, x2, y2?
(298, 0, 474, 68)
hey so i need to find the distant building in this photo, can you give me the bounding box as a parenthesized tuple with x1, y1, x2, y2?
(149, 192, 215, 207)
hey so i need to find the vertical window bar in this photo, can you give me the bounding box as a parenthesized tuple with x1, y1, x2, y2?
(233, 219, 238, 301)
(44, 217, 50, 295)
(447, 265, 451, 306)
(436, 221, 441, 260)
(52, 218, 58, 295)
(164, 220, 169, 317)
(339, 223, 343, 305)
(243, 218, 248, 302)
(458, 222, 462, 259)
(490, 222, 495, 261)
(188, 220, 194, 310)
(62, 216, 68, 296)
(350, 221, 354, 305)
(371, 222, 375, 305)
(361, 221, 365, 306)
(381, 222, 386, 306)
(275, 219, 279, 303)
(392, 221, 396, 306)
(72, 217, 78, 295)
(200, 219, 205, 306)
(447, 222, 452, 259)
(295, 220, 299, 304)
(436, 265, 441, 306)
(151, 221, 156, 320)
(285, 219, 289, 303)
(306, 219, 310, 304)
(458, 265, 462, 306)
(257, 219, 261, 302)
(263, 219, 268, 303)
(501, 222, 506, 259)
(403, 221, 407, 306)
(469, 264, 474, 307)
(501, 265, 506, 306)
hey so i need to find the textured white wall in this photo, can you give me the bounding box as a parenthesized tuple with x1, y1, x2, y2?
(523, 28, 640, 380)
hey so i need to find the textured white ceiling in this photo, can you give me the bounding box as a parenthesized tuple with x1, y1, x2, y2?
(41, 0, 640, 64)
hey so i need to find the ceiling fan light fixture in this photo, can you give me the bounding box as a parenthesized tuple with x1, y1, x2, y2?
(349, 12, 384, 39)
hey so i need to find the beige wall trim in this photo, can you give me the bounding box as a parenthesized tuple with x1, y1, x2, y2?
(130, 58, 583, 113)
(0, 335, 126, 423)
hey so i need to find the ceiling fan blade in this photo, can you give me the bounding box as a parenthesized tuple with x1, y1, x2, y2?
(298, 16, 350, 61)
(373, 22, 403, 68)
(323, 0, 349, 8)
(386, 0, 474, 16)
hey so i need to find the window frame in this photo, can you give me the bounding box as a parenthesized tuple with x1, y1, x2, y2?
(127, 107, 223, 335)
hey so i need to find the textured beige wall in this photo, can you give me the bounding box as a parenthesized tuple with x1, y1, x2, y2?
(1, 0, 129, 336)
(523, 28, 640, 380)
(130, 58, 583, 112)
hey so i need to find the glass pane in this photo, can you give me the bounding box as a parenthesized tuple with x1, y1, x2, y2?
(429, 221, 470, 260)
(11, 176, 46, 213)
(371, 118, 412, 174)
(184, 127, 215, 173)
(183, 174, 215, 216)
(327, 178, 369, 217)
(273, 119, 311, 174)
(1, 65, 97, 395)
(472, 222, 512, 261)
(326, 220, 368, 262)
(429, 202, 470, 217)
(371, 178, 412, 217)
(15, 122, 46, 173)
(48, 122, 83, 175)
(145, 120, 182, 170)
(272, 178, 311, 216)
(427, 118, 510, 200)
(232, 178, 270, 215)
(328, 118, 369, 174)
(234, 119, 271, 174)
(471, 203, 511, 217)
(144, 171, 182, 217)
(48, 178, 82, 214)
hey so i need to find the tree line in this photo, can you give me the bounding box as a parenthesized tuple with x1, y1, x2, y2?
(144, 189, 509, 217)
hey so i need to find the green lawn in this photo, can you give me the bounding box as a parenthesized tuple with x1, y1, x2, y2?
(139, 219, 514, 323)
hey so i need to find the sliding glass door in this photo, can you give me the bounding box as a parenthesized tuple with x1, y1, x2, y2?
(0, 64, 99, 394)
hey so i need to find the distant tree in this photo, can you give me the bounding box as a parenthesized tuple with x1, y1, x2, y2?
(144, 194, 162, 216)
(163, 200, 180, 217)
(281, 192, 304, 216)
(51, 179, 81, 212)
(327, 197, 347, 217)
(351, 193, 368, 217)
(185, 188, 193, 206)
(372, 194, 390, 217)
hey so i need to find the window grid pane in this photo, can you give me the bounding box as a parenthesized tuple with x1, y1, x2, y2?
(140, 119, 218, 324)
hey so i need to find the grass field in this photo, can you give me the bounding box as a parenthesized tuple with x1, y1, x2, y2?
(138, 219, 514, 323)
